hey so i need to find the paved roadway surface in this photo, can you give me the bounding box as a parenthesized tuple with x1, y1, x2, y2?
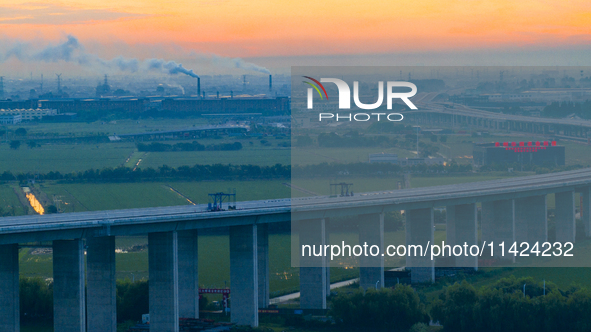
(1, 168, 591, 235)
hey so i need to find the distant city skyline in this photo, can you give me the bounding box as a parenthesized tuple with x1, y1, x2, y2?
(1, 0, 591, 76)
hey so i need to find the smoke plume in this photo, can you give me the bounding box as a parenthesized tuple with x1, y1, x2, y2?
(0, 35, 270, 77)
(145, 59, 199, 78)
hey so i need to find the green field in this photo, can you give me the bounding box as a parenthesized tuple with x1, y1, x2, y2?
(0, 142, 135, 173)
(2, 127, 591, 176)
(40, 182, 189, 211)
(139, 147, 290, 169)
(291, 173, 522, 197)
(170, 180, 291, 204)
(291, 146, 416, 165)
(0, 185, 24, 216)
(5, 118, 210, 136)
(4, 172, 576, 217)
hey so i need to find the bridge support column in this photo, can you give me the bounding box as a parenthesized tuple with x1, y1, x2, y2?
(555, 191, 576, 243)
(299, 219, 327, 308)
(53, 239, 86, 332)
(0, 244, 19, 332)
(446, 204, 478, 270)
(178, 230, 199, 318)
(406, 208, 434, 283)
(87, 236, 116, 332)
(149, 232, 179, 332)
(582, 187, 591, 237)
(325, 220, 330, 296)
(257, 224, 269, 309)
(481, 200, 514, 262)
(515, 196, 547, 245)
(359, 213, 384, 289)
(230, 225, 258, 326)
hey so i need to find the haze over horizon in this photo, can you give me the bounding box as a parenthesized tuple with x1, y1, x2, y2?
(1, 0, 591, 77)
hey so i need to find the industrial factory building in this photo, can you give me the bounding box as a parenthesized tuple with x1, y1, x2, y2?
(473, 141, 565, 166)
(368, 153, 445, 166)
(40, 98, 148, 114)
(0, 96, 289, 117)
(161, 97, 290, 115)
(0, 100, 39, 110)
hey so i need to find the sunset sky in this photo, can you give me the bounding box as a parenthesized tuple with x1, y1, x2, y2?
(1, 0, 591, 74)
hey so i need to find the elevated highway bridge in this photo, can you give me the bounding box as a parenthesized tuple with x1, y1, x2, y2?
(1, 169, 591, 331)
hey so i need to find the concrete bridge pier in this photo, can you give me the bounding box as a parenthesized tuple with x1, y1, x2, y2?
(149, 231, 179, 332)
(406, 208, 434, 283)
(446, 204, 478, 270)
(481, 199, 515, 262)
(299, 218, 327, 309)
(582, 187, 591, 237)
(0, 243, 19, 332)
(325, 220, 330, 296)
(230, 225, 259, 326)
(257, 224, 269, 309)
(53, 239, 86, 332)
(359, 213, 384, 289)
(555, 191, 576, 243)
(514, 195, 547, 246)
(86, 236, 117, 332)
(178, 230, 199, 318)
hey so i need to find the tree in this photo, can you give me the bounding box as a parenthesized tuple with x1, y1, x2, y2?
(430, 135, 438, 142)
(9, 140, 21, 150)
(440, 135, 448, 143)
(20, 277, 53, 322)
(27, 141, 38, 149)
(295, 135, 314, 147)
(15, 128, 27, 136)
(331, 286, 429, 331)
(117, 280, 149, 322)
(45, 205, 58, 214)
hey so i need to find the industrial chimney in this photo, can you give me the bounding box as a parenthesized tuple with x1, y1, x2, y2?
(197, 77, 201, 97)
(231, 90, 233, 98)
(269, 74, 272, 92)
(0, 76, 4, 100)
(216, 91, 219, 99)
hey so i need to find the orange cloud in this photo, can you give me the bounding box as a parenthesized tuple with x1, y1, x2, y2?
(0, 0, 590, 57)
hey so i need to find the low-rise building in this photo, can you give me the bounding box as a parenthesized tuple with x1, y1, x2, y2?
(0, 114, 22, 125)
(0, 108, 58, 121)
(473, 141, 565, 166)
(369, 153, 398, 163)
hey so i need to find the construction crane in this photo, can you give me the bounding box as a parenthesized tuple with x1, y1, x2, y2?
(207, 189, 236, 211)
(330, 182, 354, 197)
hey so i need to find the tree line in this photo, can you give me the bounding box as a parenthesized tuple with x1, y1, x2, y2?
(136, 141, 243, 152)
(0, 162, 476, 183)
(330, 276, 591, 332)
(19, 277, 208, 325)
(542, 100, 591, 119)
(431, 277, 591, 332)
(297, 131, 443, 158)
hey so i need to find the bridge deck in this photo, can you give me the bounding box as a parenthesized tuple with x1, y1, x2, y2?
(0, 168, 589, 242)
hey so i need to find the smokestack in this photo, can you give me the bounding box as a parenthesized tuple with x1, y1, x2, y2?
(0, 76, 4, 100)
(216, 91, 219, 99)
(231, 90, 233, 98)
(197, 77, 200, 97)
(243, 75, 246, 88)
(56, 74, 62, 94)
(269, 74, 272, 92)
